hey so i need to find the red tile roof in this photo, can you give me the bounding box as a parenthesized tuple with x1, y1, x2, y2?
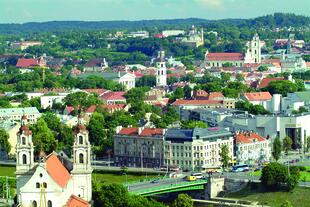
(16, 58, 38, 68)
(140, 128, 163, 136)
(46, 153, 71, 188)
(100, 91, 126, 101)
(206, 53, 244, 61)
(66, 195, 89, 207)
(118, 127, 164, 137)
(208, 92, 224, 100)
(243, 92, 272, 101)
(172, 99, 222, 106)
(118, 127, 138, 135)
(235, 132, 266, 144)
(258, 77, 285, 89)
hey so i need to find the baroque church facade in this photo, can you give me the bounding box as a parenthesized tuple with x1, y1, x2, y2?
(16, 116, 92, 207)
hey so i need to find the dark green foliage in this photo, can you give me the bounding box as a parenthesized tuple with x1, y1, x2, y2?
(92, 184, 166, 207)
(260, 162, 300, 192)
(30, 118, 58, 154)
(272, 137, 282, 161)
(0, 129, 11, 154)
(235, 101, 270, 115)
(172, 194, 193, 207)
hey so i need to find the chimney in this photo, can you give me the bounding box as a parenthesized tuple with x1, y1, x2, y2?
(138, 126, 144, 135)
(116, 126, 123, 134)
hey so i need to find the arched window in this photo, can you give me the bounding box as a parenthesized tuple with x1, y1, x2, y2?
(79, 136, 83, 145)
(79, 153, 84, 164)
(43, 182, 47, 189)
(22, 137, 26, 145)
(32, 201, 37, 207)
(36, 182, 40, 188)
(22, 154, 27, 164)
(47, 200, 52, 207)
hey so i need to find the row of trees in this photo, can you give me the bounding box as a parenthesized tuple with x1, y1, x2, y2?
(93, 184, 193, 207)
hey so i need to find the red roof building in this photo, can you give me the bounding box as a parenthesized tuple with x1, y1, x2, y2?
(100, 91, 126, 104)
(235, 131, 271, 163)
(16, 58, 38, 68)
(242, 92, 272, 102)
(206, 53, 244, 61)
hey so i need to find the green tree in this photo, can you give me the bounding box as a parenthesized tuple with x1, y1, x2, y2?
(183, 85, 192, 99)
(0, 129, 11, 154)
(257, 65, 269, 72)
(260, 162, 287, 190)
(219, 144, 230, 170)
(64, 92, 101, 114)
(272, 137, 282, 161)
(31, 118, 58, 154)
(282, 136, 293, 155)
(306, 136, 310, 152)
(172, 194, 193, 207)
(88, 112, 105, 146)
(93, 184, 129, 207)
(57, 125, 74, 155)
(41, 112, 61, 132)
(236, 74, 245, 82)
(221, 72, 231, 83)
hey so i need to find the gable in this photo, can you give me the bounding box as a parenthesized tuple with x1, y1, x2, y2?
(20, 165, 62, 193)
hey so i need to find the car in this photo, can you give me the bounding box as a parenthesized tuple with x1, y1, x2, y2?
(150, 179, 160, 184)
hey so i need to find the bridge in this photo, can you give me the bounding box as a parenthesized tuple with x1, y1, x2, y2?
(127, 178, 208, 196)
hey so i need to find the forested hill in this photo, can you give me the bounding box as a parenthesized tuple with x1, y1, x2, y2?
(0, 13, 309, 34)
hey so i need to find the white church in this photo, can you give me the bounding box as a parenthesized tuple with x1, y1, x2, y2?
(205, 33, 264, 68)
(16, 115, 92, 207)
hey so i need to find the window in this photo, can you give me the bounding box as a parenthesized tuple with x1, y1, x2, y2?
(43, 182, 47, 189)
(47, 200, 52, 207)
(22, 137, 26, 145)
(33, 201, 37, 207)
(79, 153, 84, 164)
(36, 183, 40, 188)
(22, 154, 27, 164)
(79, 136, 83, 145)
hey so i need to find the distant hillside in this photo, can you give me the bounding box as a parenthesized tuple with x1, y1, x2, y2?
(0, 13, 309, 34)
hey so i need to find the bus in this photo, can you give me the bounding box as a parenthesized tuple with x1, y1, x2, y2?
(191, 172, 203, 179)
(232, 164, 249, 172)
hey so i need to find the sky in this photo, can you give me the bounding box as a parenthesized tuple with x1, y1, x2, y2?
(0, 0, 310, 23)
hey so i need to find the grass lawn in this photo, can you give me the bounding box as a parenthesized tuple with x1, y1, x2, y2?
(93, 171, 161, 185)
(226, 186, 310, 207)
(0, 165, 15, 177)
(0, 165, 161, 185)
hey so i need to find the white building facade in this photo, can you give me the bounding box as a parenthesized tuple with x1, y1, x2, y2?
(164, 127, 234, 171)
(235, 131, 271, 164)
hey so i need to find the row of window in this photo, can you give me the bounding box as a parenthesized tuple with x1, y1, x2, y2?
(239, 143, 268, 151)
(166, 158, 220, 166)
